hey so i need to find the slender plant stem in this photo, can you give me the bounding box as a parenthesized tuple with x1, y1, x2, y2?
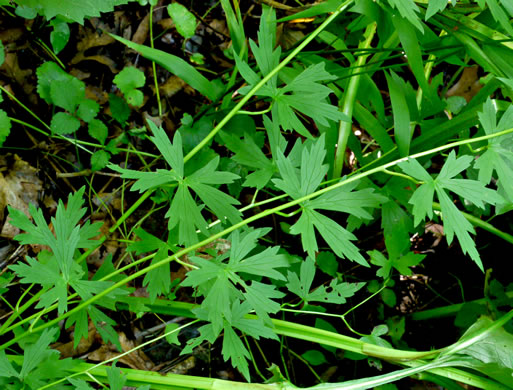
(432, 202, 513, 245)
(183, 0, 355, 164)
(3, 126, 513, 349)
(333, 22, 377, 179)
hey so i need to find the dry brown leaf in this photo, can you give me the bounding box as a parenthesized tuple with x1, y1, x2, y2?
(1, 53, 33, 97)
(132, 13, 150, 45)
(0, 28, 24, 44)
(54, 326, 97, 358)
(76, 28, 115, 52)
(85, 84, 109, 105)
(277, 24, 306, 50)
(0, 154, 42, 238)
(446, 65, 483, 102)
(159, 75, 186, 98)
(88, 332, 154, 370)
(70, 52, 118, 74)
(158, 18, 175, 31)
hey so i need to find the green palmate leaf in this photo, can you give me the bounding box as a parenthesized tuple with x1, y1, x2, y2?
(426, 0, 450, 20)
(387, 0, 423, 32)
(235, 7, 347, 138)
(220, 130, 274, 189)
(475, 98, 513, 201)
(19, 328, 58, 379)
(0, 350, 19, 379)
(222, 323, 251, 380)
(273, 136, 384, 265)
(17, 0, 135, 24)
(182, 228, 288, 329)
(274, 62, 349, 138)
(168, 3, 197, 40)
(128, 228, 173, 302)
(111, 120, 240, 245)
(273, 134, 328, 198)
(110, 34, 220, 101)
(286, 257, 365, 305)
(113, 66, 145, 107)
(369, 235, 425, 278)
(106, 361, 127, 390)
(8, 187, 107, 315)
(399, 151, 502, 270)
(181, 229, 288, 380)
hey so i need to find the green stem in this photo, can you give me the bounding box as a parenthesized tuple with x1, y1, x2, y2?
(333, 22, 377, 179)
(0, 190, 154, 335)
(183, 0, 355, 164)
(112, 297, 509, 389)
(0, 86, 52, 132)
(432, 202, 513, 245)
(382, 168, 422, 184)
(411, 290, 513, 321)
(3, 126, 513, 348)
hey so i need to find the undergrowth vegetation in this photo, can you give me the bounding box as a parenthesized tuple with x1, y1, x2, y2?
(1, 0, 513, 389)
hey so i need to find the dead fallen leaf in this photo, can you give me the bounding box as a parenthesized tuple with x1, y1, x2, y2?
(445, 65, 483, 102)
(0, 154, 42, 239)
(159, 75, 186, 98)
(132, 13, 150, 45)
(54, 324, 97, 358)
(70, 52, 118, 74)
(0, 28, 24, 45)
(88, 331, 154, 370)
(76, 27, 116, 52)
(1, 53, 33, 98)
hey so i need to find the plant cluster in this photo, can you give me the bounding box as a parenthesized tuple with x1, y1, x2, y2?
(1, 0, 513, 389)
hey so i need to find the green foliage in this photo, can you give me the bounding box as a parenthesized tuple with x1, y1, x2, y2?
(0, 108, 11, 147)
(273, 135, 385, 265)
(167, 3, 197, 40)
(14, 0, 136, 24)
(8, 188, 126, 350)
(234, 7, 348, 139)
(0, 328, 76, 389)
(113, 66, 146, 107)
(112, 120, 241, 245)
(286, 256, 364, 305)
(369, 235, 425, 278)
(475, 98, 513, 202)
(49, 18, 70, 54)
(3, 1, 513, 389)
(399, 151, 502, 270)
(181, 228, 288, 380)
(37, 61, 107, 137)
